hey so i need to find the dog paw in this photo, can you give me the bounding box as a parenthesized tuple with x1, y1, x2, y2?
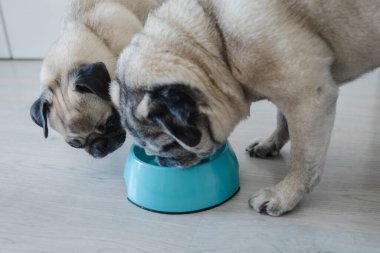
(245, 139, 279, 158)
(249, 186, 304, 216)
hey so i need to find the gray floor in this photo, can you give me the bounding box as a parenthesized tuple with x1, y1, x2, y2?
(0, 60, 379, 253)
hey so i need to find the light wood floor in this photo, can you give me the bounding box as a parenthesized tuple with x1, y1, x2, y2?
(0, 60, 379, 253)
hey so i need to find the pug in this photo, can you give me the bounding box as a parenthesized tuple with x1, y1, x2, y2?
(30, 0, 164, 158)
(112, 0, 380, 216)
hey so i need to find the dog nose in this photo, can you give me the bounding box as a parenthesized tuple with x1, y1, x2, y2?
(92, 138, 108, 151)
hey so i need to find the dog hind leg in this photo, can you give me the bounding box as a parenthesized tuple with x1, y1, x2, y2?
(246, 110, 289, 158)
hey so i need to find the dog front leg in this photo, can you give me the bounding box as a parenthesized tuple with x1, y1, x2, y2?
(246, 110, 289, 158)
(249, 81, 338, 216)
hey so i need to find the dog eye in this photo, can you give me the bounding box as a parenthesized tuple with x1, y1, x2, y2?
(75, 85, 92, 94)
(68, 139, 84, 149)
(162, 141, 179, 152)
(105, 115, 119, 130)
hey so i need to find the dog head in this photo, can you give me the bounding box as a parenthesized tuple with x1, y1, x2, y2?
(113, 38, 249, 167)
(31, 62, 126, 158)
(115, 82, 220, 167)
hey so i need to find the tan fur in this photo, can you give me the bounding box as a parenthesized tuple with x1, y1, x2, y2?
(116, 0, 380, 215)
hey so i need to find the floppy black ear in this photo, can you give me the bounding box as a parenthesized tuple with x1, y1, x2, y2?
(30, 97, 49, 138)
(149, 85, 202, 147)
(73, 62, 111, 101)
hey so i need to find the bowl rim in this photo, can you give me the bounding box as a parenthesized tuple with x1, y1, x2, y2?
(128, 142, 229, 170)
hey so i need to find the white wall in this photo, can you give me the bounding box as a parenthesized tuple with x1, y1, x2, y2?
(0, 2, 10, 58)
(1, 0, 68, 59)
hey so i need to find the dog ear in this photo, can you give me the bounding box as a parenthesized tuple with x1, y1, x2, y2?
(72, 62, 111, 101)
(30, 96, 50, 138)
(149, 85, 202, 147)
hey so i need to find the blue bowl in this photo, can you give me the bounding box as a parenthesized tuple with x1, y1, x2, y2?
(124, 142, 240, 214)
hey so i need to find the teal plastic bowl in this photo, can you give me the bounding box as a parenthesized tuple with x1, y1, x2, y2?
(124, 142, 240, 214)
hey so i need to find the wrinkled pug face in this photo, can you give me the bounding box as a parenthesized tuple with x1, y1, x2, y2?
(31, 62, 126, 158)
(117, 83, 222, 168)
